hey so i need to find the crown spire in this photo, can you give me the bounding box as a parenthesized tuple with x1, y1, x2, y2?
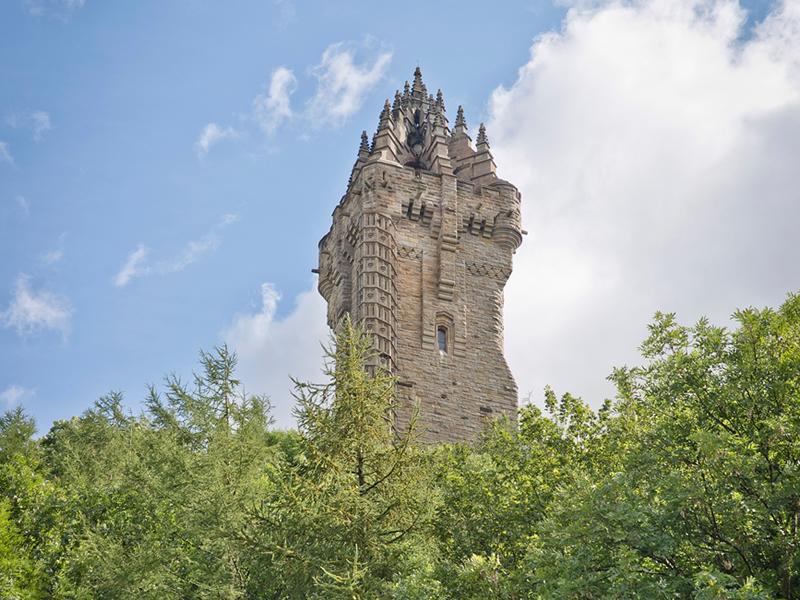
(412, 66, 426, 99)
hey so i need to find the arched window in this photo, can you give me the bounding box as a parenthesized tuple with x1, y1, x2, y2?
(437, 326, 448, 354)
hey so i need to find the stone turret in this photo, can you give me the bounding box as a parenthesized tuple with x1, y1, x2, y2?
(317, 68, 523, 443)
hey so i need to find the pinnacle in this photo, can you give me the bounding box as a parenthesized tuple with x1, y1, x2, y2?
(455, 105, 466, 129)
(477, 123, 489, 146)
(379, 99, 391, 123)
(359, 130, 369, 152)
(392, 91, 401, 112)
(436, 89, 445, 112)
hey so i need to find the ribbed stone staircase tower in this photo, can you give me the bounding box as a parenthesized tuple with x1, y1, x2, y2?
(316, 68, 523, 443)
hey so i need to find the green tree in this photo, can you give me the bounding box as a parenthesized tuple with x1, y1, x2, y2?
(432, 388, 609, 598)
(34, 347, 276, 599)
(531, 294, 800, 598)
(0, 408, 46, 599)
(249, 318, 436, 599)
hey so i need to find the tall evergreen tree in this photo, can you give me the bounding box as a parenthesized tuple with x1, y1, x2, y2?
(248, 318, 436, 599)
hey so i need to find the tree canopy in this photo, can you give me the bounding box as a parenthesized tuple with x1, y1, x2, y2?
(2, 295, 800, 598)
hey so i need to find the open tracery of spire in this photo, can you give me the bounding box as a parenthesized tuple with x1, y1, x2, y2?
(344, 67, 500, 183)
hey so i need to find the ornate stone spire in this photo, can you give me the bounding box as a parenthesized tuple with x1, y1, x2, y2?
(347, 130, 371, 189)
(476, 123, 489, 147)
(370, 99, 401, 162)
(473, 122, 496, 182)
(359, 130, 370, 157)
(455, 105, 466, 130)
(436, 89, 445, 112)
(392, 90, 402, 113)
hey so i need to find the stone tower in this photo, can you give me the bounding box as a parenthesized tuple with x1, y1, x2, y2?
(316, 68, 523, 443)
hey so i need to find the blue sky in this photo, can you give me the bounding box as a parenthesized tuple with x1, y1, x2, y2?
(1, 0, 795, 431)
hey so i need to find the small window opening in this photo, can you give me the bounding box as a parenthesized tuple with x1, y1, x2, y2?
(437, 326, 448, 354)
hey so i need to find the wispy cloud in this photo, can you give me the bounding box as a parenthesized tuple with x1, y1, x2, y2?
(16, 196, 30, 217)
(113, 245, 149, 287)
(194, 122, 239, 158)
(306, 41, 392, 127)
(274, 0, 296, 29)
(41, 233, 67, 265)
(253, 67, 298, 135)
(24, 0, 85, 19)
(0, 384, 35, 408)
(197, 39, 389, 155)
(1, 274, 72, 337)
(30, 111, 51, 141)
(41, 249, 64, 265)
(113, 214, 239, 287)
(0, 142, 14, 166)
(6, 110, 51, 141)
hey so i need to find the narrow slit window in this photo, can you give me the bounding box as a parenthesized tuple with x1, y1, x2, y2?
(437, 326, 448, 354)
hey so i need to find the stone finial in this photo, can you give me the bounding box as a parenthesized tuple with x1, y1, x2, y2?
(392, 90, 402, 112)
(378, 99, 391, 128)
(359, 130, 370, 155)
(473, 122, 496, 181)
(403, 81, 410, 98)
(477, 123, 489, 147)
(370, 99, 400, 162)
(449, 105, 472, 159)
(412, 67, 425, 98)
(436, 89, 445, 112)
(455, 105, 466, 129)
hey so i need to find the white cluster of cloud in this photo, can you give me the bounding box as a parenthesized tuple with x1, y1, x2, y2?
(113, 214, 239, 287)
(196, 40, 391, 157)
(253, 66, 298, 135)
(194, 123, 239, 158)
(306, 41, 393, 128)
(488, 0, 800, 407)
(1, 274, 72, 337)
(222, 281, 328, 427)
(0, 384, 35, 408)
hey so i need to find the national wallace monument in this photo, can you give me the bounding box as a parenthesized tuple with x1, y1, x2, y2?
(316, 68, 523, 443)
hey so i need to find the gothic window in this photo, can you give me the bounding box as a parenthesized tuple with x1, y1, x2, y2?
(437, 326, 448, 354)
(435, 311, 454, 356)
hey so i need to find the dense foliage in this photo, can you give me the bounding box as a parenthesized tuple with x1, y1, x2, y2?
(2, 296, 800, 598)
